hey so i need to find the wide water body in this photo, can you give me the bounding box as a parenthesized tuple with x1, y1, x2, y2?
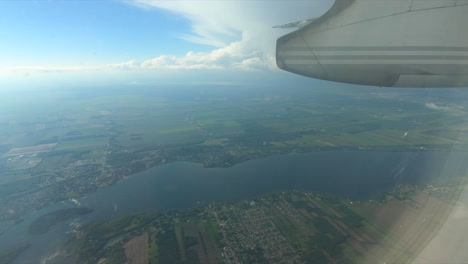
(5, 150, 468, 263)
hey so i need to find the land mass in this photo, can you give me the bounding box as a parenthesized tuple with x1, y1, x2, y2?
(60, 183, 458, 264)
(1, 85, 467, 221)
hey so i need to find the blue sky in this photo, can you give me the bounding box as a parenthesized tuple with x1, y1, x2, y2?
(0, 0, 333, 88)
(0, 0, 209, 66)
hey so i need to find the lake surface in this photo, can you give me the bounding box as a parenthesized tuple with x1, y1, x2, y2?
(4, 150, 468, 263)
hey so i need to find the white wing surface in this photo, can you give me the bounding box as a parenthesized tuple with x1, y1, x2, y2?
(276, 0, 468, 87)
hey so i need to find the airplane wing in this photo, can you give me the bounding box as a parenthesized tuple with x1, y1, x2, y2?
(276, 0, 468, 87)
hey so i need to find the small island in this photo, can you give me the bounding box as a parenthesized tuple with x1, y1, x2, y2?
(29, 208, 93, 235)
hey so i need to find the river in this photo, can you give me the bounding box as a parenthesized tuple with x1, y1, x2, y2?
(3, 150, 467, 263)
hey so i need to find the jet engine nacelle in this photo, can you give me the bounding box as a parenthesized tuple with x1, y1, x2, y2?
(276, 0, 468, 87)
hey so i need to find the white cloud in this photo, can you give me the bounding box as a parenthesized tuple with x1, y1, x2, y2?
(141, 54, 224, 70)
(1, 66, 98, 72)
(105, 60, 139, 70)
(425, 103, 450, 111)
(140, 41, 272, 71)
(0, 60, 140, 73)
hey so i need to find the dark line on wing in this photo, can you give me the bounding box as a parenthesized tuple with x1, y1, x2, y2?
(286, 63, 468, 67)
(280, 46, 468, 52)
(325, 3, 464, 31)
(283, 55, 468, 60)
(300, 34, 328, 77)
